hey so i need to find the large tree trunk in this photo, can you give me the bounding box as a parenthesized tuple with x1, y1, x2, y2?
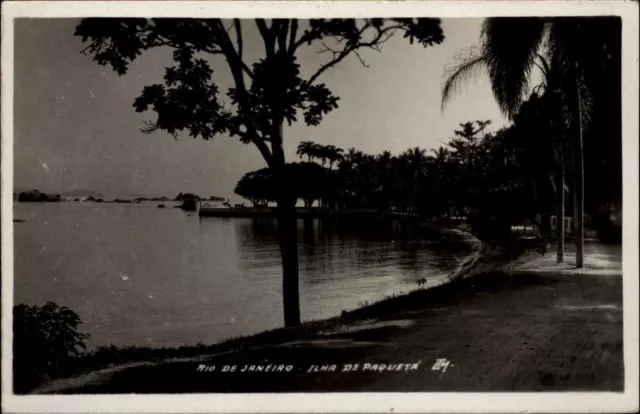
(271, 121, 302, 326)
(277, 200, 301, 327)
(573, 77, 585, 268)
(556, 147, 565, 263)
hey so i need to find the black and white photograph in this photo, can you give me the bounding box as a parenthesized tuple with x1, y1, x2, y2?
(1, 1, 638, 412)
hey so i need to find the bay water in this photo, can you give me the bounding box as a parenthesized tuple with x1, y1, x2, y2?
(13, 202, 465, 349)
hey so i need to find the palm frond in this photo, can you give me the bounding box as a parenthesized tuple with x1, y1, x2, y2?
(536, 53, 552, 79)
(441, 46, 487, 112)
(547, 19, 598, 133)
(482, 17, 547, 119)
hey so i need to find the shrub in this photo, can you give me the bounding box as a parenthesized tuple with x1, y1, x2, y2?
(13, 302, 89, 393)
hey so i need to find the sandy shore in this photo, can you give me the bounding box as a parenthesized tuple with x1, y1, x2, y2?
(33, 239, 622, 394)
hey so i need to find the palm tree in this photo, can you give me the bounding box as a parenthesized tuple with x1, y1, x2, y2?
(432, 147, 450, 165)
(345, 147, 365, 165)
(376, 150, 393, 166)
(405, 147, 429, 174)
(401, 147, 430, 212)
(375, 151, 395, 210)
(325, 145, 344, 170)
(352, 150, 365, 166)
(525, 67, 570, 263)
(429, 146, 454, 217)
(296, 141, 317, 163)
(440, 17, 605, 268)
(313, 144, 329, 167)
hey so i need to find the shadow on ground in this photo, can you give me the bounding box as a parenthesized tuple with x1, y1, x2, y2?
(39, 264, 623, 394)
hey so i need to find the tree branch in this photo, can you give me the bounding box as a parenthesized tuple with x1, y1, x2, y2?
(233, 19, 243, 61)
(141, 121, 178, 140)
(207, 19, 253, 79)
(288, 19, 298, 54)
(255, 19, 275, 57)
(352, 49, 370, 68)
(276, 19, 289, 55)
(304, 24, 403, 87)
(210, 20, 274, 166)
(306, 46, 353, 87)
(238, 130, 274, 163)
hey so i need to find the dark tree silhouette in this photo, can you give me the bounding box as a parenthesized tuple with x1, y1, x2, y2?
(234, 169, 274, 206)
(401, 147, 430, 211)
(441, 17, 620, 267)
(235, 162, 329, 208)
(75, 17, 444, 327)
(13, 302, 89, 393)
(325, 145, 344, 170)
(296, 140, 317, 162)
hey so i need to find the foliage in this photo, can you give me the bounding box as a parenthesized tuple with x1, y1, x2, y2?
(234, 169, 273, 206)
(13, 302, 90, 393)
(296, 142, 344, 169)
(234, 162, 331, 207)
(296, 141, 317, 162)
(441, 17, 620, 186)
(174, 192, 201, 201)
(76, 17, 445, 327)
(441, 16, 622, 248)
(76, 18, 444, 171)
(236, 120, 546, 239)
(442, 17, 591, 119)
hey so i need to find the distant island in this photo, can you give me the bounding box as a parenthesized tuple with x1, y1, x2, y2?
(61, 189, 105, 199)
(15, 189, 61, 202)
(174, 193, 225, 202)
(133, 196, 171, 202)
(14, 189, 225, 205)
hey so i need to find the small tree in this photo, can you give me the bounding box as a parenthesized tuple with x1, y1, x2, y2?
(234, 169, 274, 206)
(296, 140, 317, 162)
(325, 145, 344, 169)
(76, 18, 444, 326)
(235, 162, 330, 208)
(13, 302, 90, 393)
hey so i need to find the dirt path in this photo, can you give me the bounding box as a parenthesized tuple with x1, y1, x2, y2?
(37, 242, 623, 394)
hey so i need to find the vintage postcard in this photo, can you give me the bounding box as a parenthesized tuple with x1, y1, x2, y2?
(1, 1, 639, 413)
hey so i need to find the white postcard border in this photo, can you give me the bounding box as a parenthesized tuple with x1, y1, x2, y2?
(2, 1, 638, 413)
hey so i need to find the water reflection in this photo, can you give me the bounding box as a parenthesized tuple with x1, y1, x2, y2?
(15, 203, 465, 349)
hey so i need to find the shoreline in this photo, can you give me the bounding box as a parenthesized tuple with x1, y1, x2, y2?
(30, 228, 516, 394)
(30, 239, 623, 393)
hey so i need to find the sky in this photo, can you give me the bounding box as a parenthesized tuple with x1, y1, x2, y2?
(14, 18, 508, 200)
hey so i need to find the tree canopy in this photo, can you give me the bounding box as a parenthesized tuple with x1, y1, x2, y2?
(76, 18, 444, 170)
(75, 17, 445, 328)
(234, 162, 331, 207)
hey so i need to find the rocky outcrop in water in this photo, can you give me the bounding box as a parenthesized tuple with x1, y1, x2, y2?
(179, 194, 199, 211)
(85, 196, 105, 203)
(17, 190, 61, 202)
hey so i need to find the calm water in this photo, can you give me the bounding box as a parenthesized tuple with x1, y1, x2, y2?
(13, 202, 465, 349)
